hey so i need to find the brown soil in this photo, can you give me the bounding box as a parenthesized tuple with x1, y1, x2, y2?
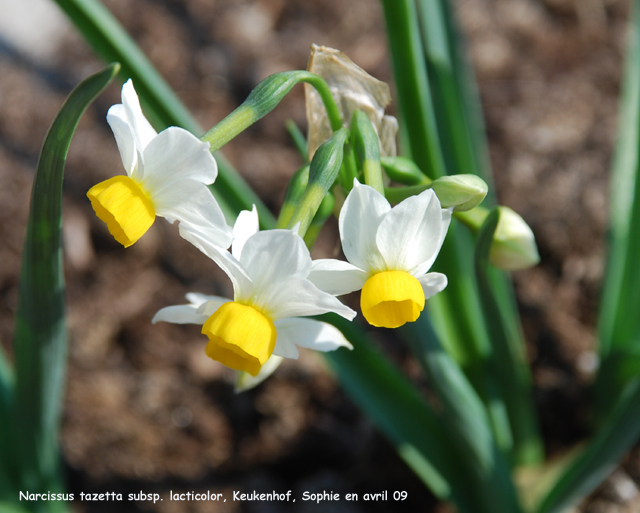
(0, 0, 637, 511)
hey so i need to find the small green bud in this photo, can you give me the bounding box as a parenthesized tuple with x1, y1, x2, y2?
(490, 207, 540, 270)
(277, 165, 310, 228)
(288, 128, 349, 235)
(381, 156, 427, 186)
(430, 174, 488, 212)
(352, 110, 384, 194)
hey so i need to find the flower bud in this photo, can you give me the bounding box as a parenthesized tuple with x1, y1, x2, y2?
(430, 174, 488, 212)
(381, 156, 427, 186)
(490, 207, 540, 270)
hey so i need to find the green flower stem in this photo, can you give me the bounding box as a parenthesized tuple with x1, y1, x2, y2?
(288, 183, 327, 236)
(351, 110, 384, 195)
(201, 71, 342, 153)
(288, 128, 349, 235)
(277, 165, 310, 229)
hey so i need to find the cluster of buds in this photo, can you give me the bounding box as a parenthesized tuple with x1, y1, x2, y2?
(87, 47, 539, 389)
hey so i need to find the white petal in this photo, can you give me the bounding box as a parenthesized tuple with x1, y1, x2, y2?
(376, 188, 449, 273)
(235, 355, 284, 392)
(308, 259, 368, 295)
(239, 229, 312, 295)
(273, 330, 300, 359)
(412, 207, 452, 277)
(259, 277, 356, 321)
(417, 272, 448, 300)
(140, 127, 218, 194)
(195, 296, 232, 316)
(179, 227, 253, 299)
(339, 180, 389, 271)
(185, 292, 218, 307)
(152, 304, 208, 325)
(232, 206, 259, 260)
(275, 317, 353, 352)
(155, 180, 233, 249)
(121, 79, 157, 151)
(106, 104, 137, 177)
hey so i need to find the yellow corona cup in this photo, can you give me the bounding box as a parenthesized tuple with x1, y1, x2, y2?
(87, 176, 155, 247)
(308, 180, 451, 328)
(203, 302, 276, 377)
(361, 271, 425, 328)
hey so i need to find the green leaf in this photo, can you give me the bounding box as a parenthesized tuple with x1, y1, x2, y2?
(0, 349, 16, 499)
(415, 0, 495, 199)
(51, 0, 276, 229)
(535, 378, 640, 513)
(475, 209, 544, 465)
(597, 0, 640, 414)
(12, 64, 118, 496)
(285, 120, 309, 162)
(379, 0, 446, 180)
(410, 0, 542, 464)
(0, 502, 32, 513)
(321, 315, 475, 512)
(401, 314, 523, 513)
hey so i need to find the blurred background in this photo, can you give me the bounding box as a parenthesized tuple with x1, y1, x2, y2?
(0, 0, 636, 511)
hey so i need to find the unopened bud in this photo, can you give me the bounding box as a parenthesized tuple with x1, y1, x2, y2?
(381, 156, 427, 186)
(430, 174, 488, 212)
(490, 207, 540, 270)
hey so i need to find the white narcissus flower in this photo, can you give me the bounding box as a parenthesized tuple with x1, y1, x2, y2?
(87, 79, 232, 248)
(152, 207, 356, 377)
(309, 180, 452, 329)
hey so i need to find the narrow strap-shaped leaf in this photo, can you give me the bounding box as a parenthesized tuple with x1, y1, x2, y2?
(379, 0, 446, 180)
(0, 502, 31, 513)
(535, 378, 640, 513)
(596, 0, 640, 415)
(320, 315, 475, 512)
(416, 0, 495, 200)
(475, 209, 544, 465)
(12, 64, 118, 497)
(52, 0, 276, 229)
(401, 314, 523, 513)
(0, 348, 16, 499)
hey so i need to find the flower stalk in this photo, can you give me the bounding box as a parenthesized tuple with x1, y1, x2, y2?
(201, 71, 342, 153)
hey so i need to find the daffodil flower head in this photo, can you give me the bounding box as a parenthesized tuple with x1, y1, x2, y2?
(87, 79, 232, 248)
(153, 207, 355, 377)
(309, 180, 452, 329)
